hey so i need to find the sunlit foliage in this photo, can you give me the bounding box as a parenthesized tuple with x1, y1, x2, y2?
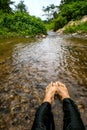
(46, 0, 87, 31)
(0, 11, 47, 37)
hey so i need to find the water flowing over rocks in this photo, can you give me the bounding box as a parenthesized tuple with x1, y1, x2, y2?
(0, 33, 87, 130)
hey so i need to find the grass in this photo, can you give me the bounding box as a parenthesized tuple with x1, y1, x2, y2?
(64, 21, 87, 34)
(45, 21, 55, 30)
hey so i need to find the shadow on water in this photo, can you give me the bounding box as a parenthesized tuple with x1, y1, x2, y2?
(0, 32, 87, 130)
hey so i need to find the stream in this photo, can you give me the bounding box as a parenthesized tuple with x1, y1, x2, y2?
(0, 32, 87, 130)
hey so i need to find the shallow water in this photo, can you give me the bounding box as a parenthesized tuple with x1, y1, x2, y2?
(0, 32, 87, 130)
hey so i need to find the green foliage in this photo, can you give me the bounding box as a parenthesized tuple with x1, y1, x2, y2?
(15, 0, 27, 13)
(61, 0, 86, 5)
(45, 21, 55, 30)
(64, 26, 77, 33)
(60, 1, 87, 21)
(53, 15, 67, 31)
(0, 11, 47, 37)
(46, 0, 87, 31)
(64, 21, 87, 33)
(42, 4, 58, 21)
(0, 0, 14, 13)
(77, 22, 87, 32)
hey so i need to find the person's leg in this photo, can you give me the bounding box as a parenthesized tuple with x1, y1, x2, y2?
(55, 82, 85, 130)
(63, 98, 85, 130)
(31, 83, 55, 130)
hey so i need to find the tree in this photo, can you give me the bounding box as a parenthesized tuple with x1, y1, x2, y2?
(54, 15, 67, 31)
(60, 0, 87, 5)
(42, 4, 58, 21)
(59, 0, 87, 21)
(15, 0, 27, 13)
(0, 0, 14, 13)
(43, 6, 51, 21)
(61, 0, 72, 4)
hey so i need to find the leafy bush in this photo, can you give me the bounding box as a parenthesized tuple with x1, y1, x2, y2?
(53, 15, 67, 31)
(46, 0, 87, 31)
(64, 21, 87, 33)
(0, 11, 47, 37)
(77, 22, 87, 32)
(64, 26, 77, 33)
(45, 21, 55, 30)
(59, 0, 87, 21)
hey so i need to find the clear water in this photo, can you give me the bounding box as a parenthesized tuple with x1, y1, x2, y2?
(0, 32, 87, 130)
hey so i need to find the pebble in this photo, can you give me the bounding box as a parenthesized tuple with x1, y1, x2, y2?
(78, 104, 85, 113)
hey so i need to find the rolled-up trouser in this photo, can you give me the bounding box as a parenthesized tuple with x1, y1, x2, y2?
(31, 98, 85, 130)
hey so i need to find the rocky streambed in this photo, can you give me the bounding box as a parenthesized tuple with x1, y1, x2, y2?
(0, 33, 87, 130)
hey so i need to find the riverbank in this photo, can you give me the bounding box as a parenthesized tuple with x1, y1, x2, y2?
(57, 16, 87, 38)
(0, 34, 46, 39)
(0, 11, 47, 39)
